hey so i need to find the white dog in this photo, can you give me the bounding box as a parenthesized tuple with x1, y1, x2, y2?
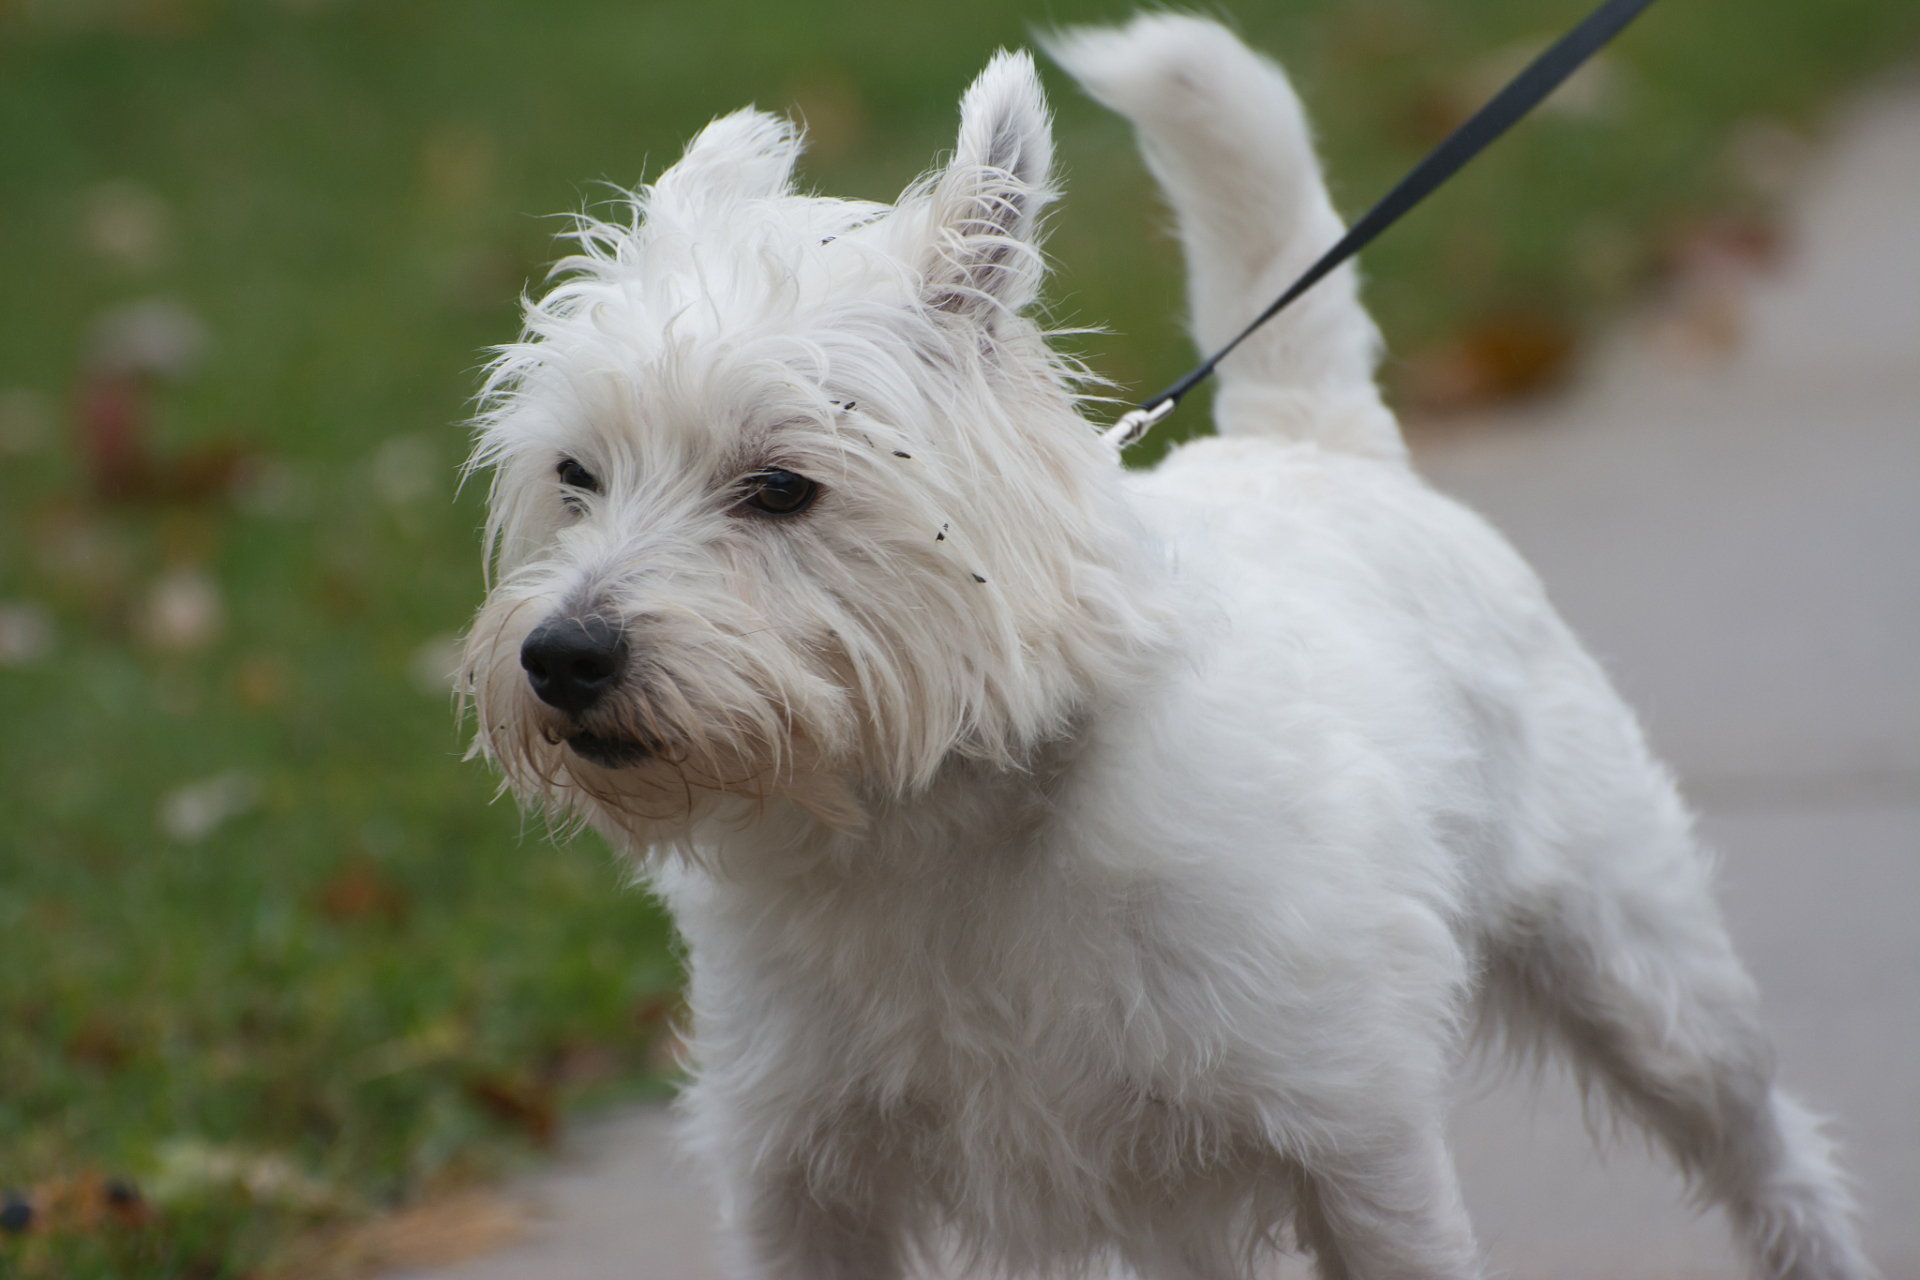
(461, 15, 1867, 1279)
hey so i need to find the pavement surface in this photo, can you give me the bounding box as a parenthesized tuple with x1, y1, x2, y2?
(394, 83, 1919, 1280)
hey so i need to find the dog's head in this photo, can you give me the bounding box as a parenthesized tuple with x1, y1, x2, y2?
(462, 51, 1159, 849)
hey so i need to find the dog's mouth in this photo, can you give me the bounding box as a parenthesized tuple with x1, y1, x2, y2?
(565, 732, 657, 769)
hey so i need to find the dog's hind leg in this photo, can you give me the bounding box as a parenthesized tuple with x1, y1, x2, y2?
(1047, 14, 1402, 460)
(1485, 798, 1871, 1280)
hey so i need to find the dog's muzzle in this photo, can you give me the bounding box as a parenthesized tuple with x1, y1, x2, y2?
(520, 613, 661, 768)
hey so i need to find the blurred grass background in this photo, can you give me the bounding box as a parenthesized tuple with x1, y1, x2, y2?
(1, 0, 1914, 1274)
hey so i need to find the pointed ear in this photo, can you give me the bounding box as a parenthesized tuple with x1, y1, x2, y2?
(920, 51, 1055, 320)
(653, 108, 803, 212)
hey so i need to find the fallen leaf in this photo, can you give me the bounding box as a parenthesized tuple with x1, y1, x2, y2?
(236, 654, 289, 708)
(167, 443, 251, 502)
(342, 1191, 533, 1270)
(102, 1177, 154, 1228)
(464, 1074, 557, 1146)
(6, 1172, 155, 1237)
(316, 856, 409, 926)
(66, 1015, 132, 1072)
(1400, 308, 1576, 414)
(9, 1174, 157, 1235)
(76, 373, 155, 500)
(316, 571, 367, 620)
(541, 1040, 623, 1089)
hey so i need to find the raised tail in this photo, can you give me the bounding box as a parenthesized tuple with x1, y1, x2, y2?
(1048, 15, 1403, 460)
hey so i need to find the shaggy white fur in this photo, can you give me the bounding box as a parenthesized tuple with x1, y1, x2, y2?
(461, 15, 1869, 1279)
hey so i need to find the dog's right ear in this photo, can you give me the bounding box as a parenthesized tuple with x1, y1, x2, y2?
(917, 51, 1055, 321)
(653, 108, 803, 211)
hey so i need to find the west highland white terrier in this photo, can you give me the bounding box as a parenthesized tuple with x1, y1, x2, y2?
(461, 15, 1867, 1279)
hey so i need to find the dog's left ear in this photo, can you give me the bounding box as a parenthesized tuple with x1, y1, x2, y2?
(920, 50, 1055, 321)
(654, 108, 803, 213)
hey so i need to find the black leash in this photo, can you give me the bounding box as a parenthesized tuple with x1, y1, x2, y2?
(1104, 0, 1661, 450)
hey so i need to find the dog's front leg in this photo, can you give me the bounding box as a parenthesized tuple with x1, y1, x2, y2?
(1288, 1117, 1483, 1280)
(727, 1160, 908, 1280)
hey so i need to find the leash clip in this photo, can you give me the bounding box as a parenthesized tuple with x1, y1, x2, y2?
(1104, 397, 1176, 451)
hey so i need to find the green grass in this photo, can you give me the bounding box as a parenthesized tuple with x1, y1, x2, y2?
(1, 0, 1914, 1274)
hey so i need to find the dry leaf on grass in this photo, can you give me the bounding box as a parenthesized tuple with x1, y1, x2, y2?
(464, 1075, 558, 1146)
(280, 1192, 534, 1279)
(2, 1172, 155, 1237)
(65, 1014, 133, 1071)
(347, 1191, 534, 1271)
(1399, 309, 1577, 415)
(316, 856, 409, 926)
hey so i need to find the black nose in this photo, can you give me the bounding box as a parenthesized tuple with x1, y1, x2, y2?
(520, 614, 628, 716)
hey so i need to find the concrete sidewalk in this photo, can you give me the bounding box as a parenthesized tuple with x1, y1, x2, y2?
(1413, 80, 1919, 1279)
(395, 84, 1920, 1280)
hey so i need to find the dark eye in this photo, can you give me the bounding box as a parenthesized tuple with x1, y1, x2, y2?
(740, 469, 818, 517)
(556, 457, 599, 494)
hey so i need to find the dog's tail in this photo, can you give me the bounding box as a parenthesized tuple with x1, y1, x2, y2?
(1048, 16, 1403, 460)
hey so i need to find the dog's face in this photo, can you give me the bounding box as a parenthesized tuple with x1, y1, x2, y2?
(462, 54, 1152, 847)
